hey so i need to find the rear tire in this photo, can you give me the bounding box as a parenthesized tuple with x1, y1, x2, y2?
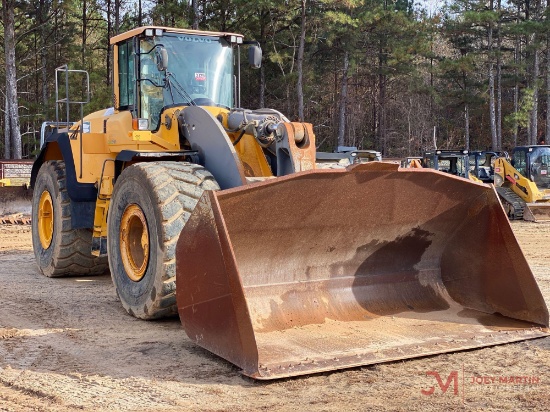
(107, 162, 219, 319)
(32, 160, 108, 277)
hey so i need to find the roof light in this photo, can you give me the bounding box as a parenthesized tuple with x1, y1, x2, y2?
(145, 29, 154, 37)
(226, 35, 244, 44)
(155, 29, 163, 36)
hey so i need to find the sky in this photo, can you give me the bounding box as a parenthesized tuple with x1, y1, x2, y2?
(417, 0, 443, 16)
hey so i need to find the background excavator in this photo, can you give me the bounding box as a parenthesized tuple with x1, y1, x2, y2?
(494, 145, 550, 221)
(30, 26, 548, 380)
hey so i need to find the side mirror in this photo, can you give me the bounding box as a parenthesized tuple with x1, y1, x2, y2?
(156, 47, 168, 71)
(248, 45, 262, 69)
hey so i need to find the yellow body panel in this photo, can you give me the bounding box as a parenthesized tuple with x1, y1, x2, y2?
(82, 133, 109, 154)
(232, 135, 273, 177)
(67, 140, 115, 184)
(494, 157, 543, 203)
(43, 104, 275, 186)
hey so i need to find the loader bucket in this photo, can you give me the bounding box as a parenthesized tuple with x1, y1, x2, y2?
(0, 186, 32, 216)
(175, 162, 549, 379)
(523, 202, 550, 222)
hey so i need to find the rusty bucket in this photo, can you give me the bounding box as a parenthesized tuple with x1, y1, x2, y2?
(176, 162, 548, 379)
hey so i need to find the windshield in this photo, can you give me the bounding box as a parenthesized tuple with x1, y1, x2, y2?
(529, 147, 550, 189)
(139, 33, 234, 129)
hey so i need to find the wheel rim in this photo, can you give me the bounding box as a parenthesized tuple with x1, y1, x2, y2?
(120, 204, 149, 282)
(38, 190, 54, 249)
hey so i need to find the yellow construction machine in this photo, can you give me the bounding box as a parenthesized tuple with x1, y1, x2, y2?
(0, 160, 33, 220)
(494, 145, 550, 221)
(31, 26, 548, 379)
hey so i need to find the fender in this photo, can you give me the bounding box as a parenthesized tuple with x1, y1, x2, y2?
(31, 130, 96, 229)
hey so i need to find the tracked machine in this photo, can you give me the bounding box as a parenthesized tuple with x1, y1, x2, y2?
(31, 26, 549, 379)
(494, 146, 550, 221)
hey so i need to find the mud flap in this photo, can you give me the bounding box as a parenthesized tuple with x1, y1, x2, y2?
(176, 162, 549, 379)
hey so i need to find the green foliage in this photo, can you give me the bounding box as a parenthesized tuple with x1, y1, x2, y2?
(2, 0, 550, 158)
(505, 88, 534, 133)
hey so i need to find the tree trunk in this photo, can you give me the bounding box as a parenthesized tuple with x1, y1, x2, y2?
(378, 69, 386, 153)
(258, 12, 267, 108)
(4, 96, 11, 159)
(3, 0, 22, 159)
(465, 103, 470, 150)
(337, 51, 349, 149)
(39, 0, 49, 112)
(115, 0, 121, 34)
(496, 0, 502, 149)
(488, 0, 498, 150)
(513, 1, 520, 147)
(407, 97, 412, 155)
(192, 0, 199, 30)
(531, 44, 540, 144)
(82, 0, 87, 68)
(107, 0, 112, 85)
(529, 0, 541, 145)
(296, 0, 306, 122)
(547, 26, 550, 141)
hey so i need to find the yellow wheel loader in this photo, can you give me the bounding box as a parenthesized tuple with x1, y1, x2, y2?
(31, 26, 548, 379)
(494, 145, 550, 221)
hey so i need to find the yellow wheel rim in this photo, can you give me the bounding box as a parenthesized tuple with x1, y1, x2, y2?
(38, 190, 54, 249)
(120, 204, 149, 282)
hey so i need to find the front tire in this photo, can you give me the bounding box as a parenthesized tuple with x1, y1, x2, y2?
(107, 162, 219, 319)
(32, 160, 108, 277)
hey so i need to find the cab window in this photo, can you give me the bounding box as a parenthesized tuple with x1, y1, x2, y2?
(118, 40, 135, 109)
(513, 150, 527, 176)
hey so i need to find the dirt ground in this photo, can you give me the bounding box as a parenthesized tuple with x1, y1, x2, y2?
(1, 222, 549, 411)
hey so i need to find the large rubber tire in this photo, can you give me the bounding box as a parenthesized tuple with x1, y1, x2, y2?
(32, 160, 108, 277)
(107, 162, 219, 320)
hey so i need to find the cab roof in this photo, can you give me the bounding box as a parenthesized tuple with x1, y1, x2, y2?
(110, 26, 244, 45)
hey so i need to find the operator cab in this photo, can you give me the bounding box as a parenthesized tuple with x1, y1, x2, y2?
(422, 150, 469, 178)
(469, 151, 502, 183)
(512, 146, 550, 189)
(112, 26, 261, 131)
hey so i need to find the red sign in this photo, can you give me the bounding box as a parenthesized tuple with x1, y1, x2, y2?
(195, 72, 206, 81)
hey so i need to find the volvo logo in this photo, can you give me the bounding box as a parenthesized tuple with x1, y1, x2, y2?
(177, 36, 212, 43)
